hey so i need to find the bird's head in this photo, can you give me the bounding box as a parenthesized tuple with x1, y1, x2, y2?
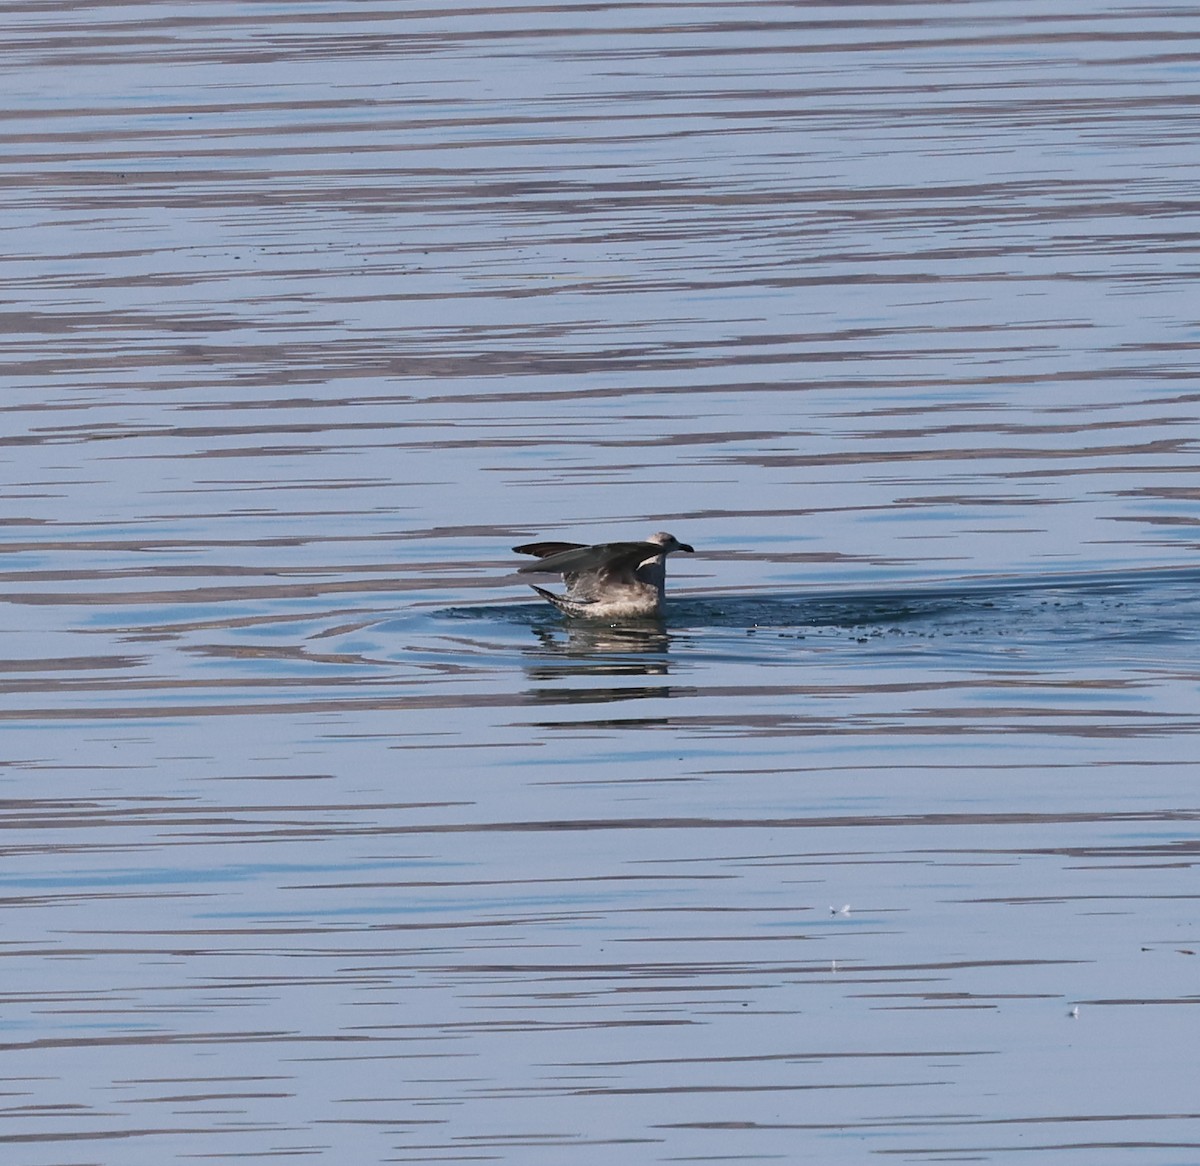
(648, 531, 695, 555)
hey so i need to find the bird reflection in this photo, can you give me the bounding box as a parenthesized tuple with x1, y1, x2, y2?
(522, 617, 673, 682)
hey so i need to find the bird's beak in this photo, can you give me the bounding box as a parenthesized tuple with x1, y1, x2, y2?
(678, 542, 695, 554)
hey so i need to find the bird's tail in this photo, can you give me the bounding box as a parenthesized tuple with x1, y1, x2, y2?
(529, 584, 589, 616)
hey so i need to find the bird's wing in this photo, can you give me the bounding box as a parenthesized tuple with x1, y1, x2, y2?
(515, 541, 658, 580)
(512, 541, 587, 561)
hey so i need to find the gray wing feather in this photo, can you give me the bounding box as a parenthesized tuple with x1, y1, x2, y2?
(516, 541, 657, 578)
(512, 541, 586, 560)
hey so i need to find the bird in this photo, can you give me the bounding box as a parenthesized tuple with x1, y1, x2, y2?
(512, 531, 695, 619)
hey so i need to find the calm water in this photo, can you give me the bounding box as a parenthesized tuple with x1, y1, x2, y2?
(3, 2, 1200, 1163)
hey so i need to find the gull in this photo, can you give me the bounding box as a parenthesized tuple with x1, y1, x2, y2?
(512, 531, 694, 619)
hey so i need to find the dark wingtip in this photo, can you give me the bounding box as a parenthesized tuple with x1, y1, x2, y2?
(512, 540, 585, 560)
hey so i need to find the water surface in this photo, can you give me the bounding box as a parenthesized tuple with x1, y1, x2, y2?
(3, 1, 1200, 1163)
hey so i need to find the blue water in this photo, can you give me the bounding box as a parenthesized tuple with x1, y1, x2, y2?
(2, 1, 1200, 1163)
